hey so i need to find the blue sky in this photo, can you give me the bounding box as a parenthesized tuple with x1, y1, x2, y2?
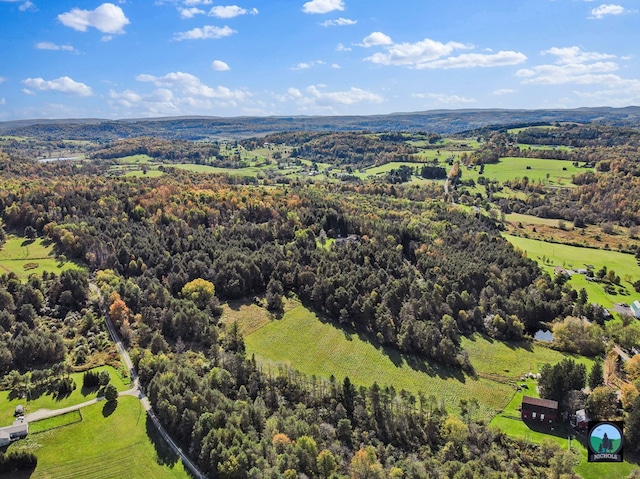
(0, 0, 639, 120)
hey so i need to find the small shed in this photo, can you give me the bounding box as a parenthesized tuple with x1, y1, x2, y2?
(521, 396, 558, 424)
(573, 409, 589, 432)
(631, 300, 640, 319)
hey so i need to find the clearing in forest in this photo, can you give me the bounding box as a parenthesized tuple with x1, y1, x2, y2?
(0, 235, 82, 280)
(241, 302, 593, 421)
(505, 234, 640, 308)
(5, 396, 188, 479)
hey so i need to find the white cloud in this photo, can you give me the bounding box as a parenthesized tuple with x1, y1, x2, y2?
(173, 25, 235, 40)
(58, 3, 130, 34)
(283, 85, 384, 110)
(291, 60, 326, 70)
(417, 51, 527, 69)
(110, 71, 252, 116)
(179, 7, 204, 18)
(320, 17, 356, 27)
(209, 5, 258, 18)
(0, 98, 5, 105)
(22, 76, 93, 96)
(360, 32, 393, 48)
(0, 77, 5, 84)
(1, 0, 36, 11)
(517, 46, 619, 85)
(365, 37, 470, 67)
(183, 0, 212, 5)
(212, 60, 230, 71)
(35, 41, 76, 52)
(493, 88, 517, 96)
(336, 43, 351, 52)
(361, 33, 526, 70)
(543, 46, 616, 64)
(589, 4, 626, 18)
(302, 0, 344, 14)
(136, 71, 248, 100)
(292, 62, 312, 70)
(331, 63, 341, 69)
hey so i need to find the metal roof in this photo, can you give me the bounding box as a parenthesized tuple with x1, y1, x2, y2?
(522, 396, 559, 410)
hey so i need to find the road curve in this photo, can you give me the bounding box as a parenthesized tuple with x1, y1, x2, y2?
(94, 283, 209, 479)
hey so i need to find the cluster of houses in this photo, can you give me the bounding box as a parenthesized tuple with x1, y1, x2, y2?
(0, 405, 28, 447)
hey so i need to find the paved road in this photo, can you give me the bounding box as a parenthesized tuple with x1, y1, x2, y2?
(25, 397, 100, 423)
(613, 344, 631, 362)
(94, 284, 208, 479)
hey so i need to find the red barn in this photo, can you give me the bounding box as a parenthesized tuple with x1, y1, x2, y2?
(521, 396, 558, 424)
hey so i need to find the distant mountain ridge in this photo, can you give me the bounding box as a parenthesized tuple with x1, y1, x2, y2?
(1, 106, 639, 140)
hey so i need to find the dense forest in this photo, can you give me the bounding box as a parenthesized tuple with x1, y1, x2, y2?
(1, 117, 640, 477)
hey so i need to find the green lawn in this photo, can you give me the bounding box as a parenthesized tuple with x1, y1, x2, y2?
(245, 305, 513, 420)
(0, 366, 129, 427)
(4, 396, 189, 479)
(124, 169, 164, 178)
(504, 235, 640, 309)
(506, 212, 574, 228)
(357, 161, 426, 178)
(490, 379, 638, 479)
(0, 235, 83, 280)
(244, 305, 597, 422)
(464, 157, 588, 185)
(461, 334, 593, 379)
(29, 409, 82, 433)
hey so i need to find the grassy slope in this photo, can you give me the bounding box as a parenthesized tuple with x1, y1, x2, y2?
(490, 379, 637, 479)
(0, 366, 129, 426)
(4, 396, 188, 479)
(244, 304, 594, 421)
(463, 157, 588, 185)
(504, 234, 640, 309)
(0, 236, 82, 280)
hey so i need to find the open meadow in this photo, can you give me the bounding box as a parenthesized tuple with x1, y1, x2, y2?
(3, 396, 188, 479)
(0, 366, 129, 426)
(241, 302, 594, 421)
(504, 234, 640, 309)
(463, 157, 588, 185)
(0, 236, 82, 280)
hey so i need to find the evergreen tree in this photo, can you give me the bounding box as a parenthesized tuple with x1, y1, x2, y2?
(589, 360, 604, 390)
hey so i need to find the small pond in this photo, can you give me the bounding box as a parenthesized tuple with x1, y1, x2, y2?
(534, 329, 554, 342)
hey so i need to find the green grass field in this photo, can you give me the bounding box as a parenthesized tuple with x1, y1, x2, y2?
(0, 366, 129, 426)
(461, 334, 593, 378)
(170, 163, 264, 177)
(0, 235, 83, 280)
(504, 235, 640, 309)
(245, 305, 512, 420)
(506, 212, 574, 228)
(490, 379, 637, 479)
(123, 169, 164, 178)
(4, 396, 188, 479)
(29, 409, 83, 433)
(357, 161, 427, 178)
(243, 304, 596, 421)
(463, 157, 588, 185)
